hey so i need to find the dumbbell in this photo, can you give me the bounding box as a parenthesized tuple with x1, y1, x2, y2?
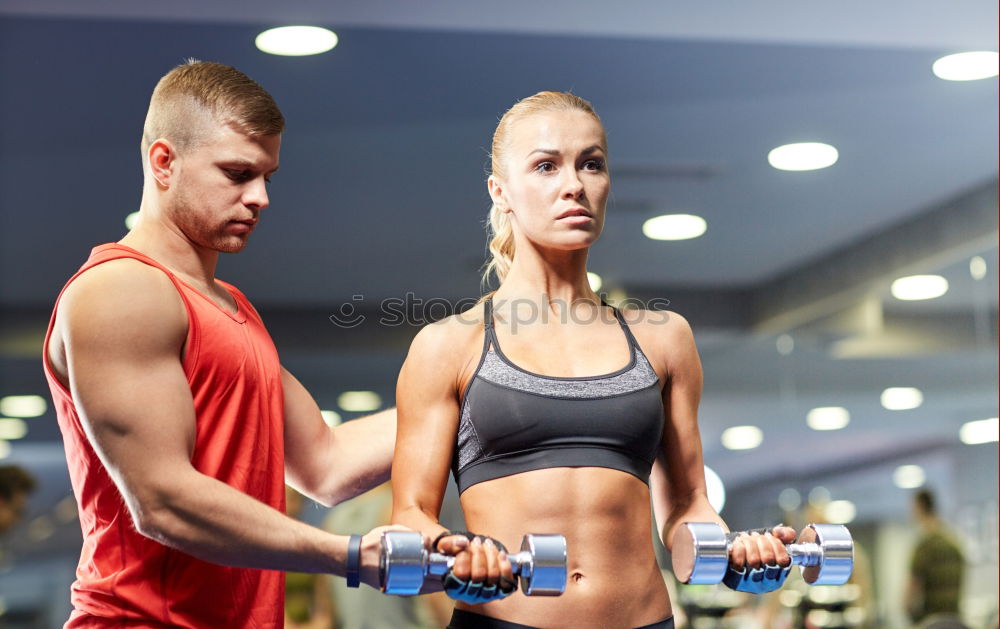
(379, 531, 567, 596)
(672, 522, 854, 586)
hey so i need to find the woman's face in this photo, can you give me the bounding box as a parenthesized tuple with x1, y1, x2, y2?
(491, 109, 609, 252)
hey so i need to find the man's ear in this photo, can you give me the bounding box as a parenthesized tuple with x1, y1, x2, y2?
(487, 175, 510, 213)
(147, 139, 178, 189)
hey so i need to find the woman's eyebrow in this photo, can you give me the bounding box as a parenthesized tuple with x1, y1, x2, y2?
(526, 148, 559, 158)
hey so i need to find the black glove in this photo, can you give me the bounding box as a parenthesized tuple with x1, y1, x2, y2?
(722, 528, 792, 594)
(433, 531, 517, 604)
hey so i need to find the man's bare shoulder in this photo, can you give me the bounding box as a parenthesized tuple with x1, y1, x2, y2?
(58, 258, 187, 346)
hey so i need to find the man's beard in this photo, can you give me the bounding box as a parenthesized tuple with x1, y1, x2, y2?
(171, 188, 248, 254)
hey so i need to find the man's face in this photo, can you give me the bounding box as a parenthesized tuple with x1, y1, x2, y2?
(166, 125, 281, 254)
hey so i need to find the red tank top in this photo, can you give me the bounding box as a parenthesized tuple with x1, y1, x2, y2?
(43, 244, 286, 628)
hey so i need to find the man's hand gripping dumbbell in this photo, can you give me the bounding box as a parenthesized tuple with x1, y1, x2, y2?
(379, 530, 567, 603)
(672, 522, 854, 594)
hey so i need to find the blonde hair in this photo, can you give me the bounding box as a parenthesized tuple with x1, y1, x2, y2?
(481, 91, 606, 290)
(141, 59, 284, 161)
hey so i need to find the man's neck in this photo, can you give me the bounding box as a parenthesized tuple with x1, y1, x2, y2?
(119, 218, 220, 289)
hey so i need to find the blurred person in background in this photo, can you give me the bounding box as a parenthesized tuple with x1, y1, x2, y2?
(0, 465, 36, 536)
(904, 488, 965, 627)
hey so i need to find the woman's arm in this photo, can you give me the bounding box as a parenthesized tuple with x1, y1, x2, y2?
(390, 314, 512, 594)
(390, 318, 465, 537)
(647, 312, 795, 571)
(647, 311, 723, 550)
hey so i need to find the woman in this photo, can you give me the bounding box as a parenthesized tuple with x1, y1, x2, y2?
(391, 92, 794, 629)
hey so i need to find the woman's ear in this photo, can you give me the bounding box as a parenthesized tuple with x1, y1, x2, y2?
(487, 176, 511, 213)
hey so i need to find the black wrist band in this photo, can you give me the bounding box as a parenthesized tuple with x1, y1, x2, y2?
(346, 534, 362, 588)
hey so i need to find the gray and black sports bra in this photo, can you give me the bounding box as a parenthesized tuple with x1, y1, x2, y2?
(452, 297, 665, 494)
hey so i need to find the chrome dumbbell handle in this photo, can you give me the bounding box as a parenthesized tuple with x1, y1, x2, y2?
(786, 542, 824, 566)
(673, 522, 854, 586)
(424, 552, 453, 577)
(423, 549, 533, 577)
(424, 537, 565, 595)
(380, 531, 566, 596)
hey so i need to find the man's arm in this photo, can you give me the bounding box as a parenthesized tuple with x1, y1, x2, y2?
(282, 368, 396, 507)
(59, 261, 387, 582)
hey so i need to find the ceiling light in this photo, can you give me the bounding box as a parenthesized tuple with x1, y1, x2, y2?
(320, 409, 342, 427)
(587, 272, 603, 292)
(0, 418, 27, 440)
(891, 274, 948, 301)
(881, 387, 923, 410)
(932, 51, 999, 81)
(28, 516, 55, 542)
(642, 214, 707, 241)
(125, 211, 140, 230)
(893, 464, 926, 489)
(255, 26, 339, 56)
(809, 610, 834, 627)
(806, 407, 850, 431)
(776, 334, 795, 356)
(337, 391, 381, 412)
(55, 495, 78, 523)
(808, 486, 831, 505)
(824, 500, 856, 524)
(721, 425, 763, 450)
(778, 487, 802, 512)
(960, 417, 999, 444)
(704, 465, 726, 513)
(969, 256, 987, 280)
(767, 142, 838, 171)
(0, 395, 47, 418)
(780, 589, 804, 608)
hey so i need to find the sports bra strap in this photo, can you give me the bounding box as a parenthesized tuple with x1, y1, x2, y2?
(483, 295, 639, 351)
(608, 303, 643, 351)
(483, 296, 494, 330)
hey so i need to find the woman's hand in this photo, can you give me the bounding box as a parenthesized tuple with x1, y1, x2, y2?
(728, 525, 796, 571)
(436, 533, 517, 603)
(723, 525, 797, 594)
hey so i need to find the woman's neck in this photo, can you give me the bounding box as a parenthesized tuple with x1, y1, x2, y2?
(495, 245, 597, 306)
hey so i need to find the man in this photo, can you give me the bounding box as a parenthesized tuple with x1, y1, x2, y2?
(905, 488, 965, 625)
(0, 465, 36, 535)
(42, 60, 409, 628)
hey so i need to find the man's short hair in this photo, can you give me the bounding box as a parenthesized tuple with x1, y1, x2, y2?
(141, 59, 285, 159)
(0, 465, 36, 501)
